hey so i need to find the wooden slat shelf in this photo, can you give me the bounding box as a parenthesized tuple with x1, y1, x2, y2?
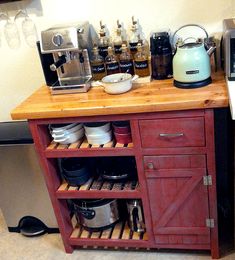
(56, 178, 141, 199)
(45, 139, 134, 157)
(69, 221, 148, 248)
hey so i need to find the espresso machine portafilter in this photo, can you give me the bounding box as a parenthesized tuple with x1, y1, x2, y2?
(39, 22, 95, 94)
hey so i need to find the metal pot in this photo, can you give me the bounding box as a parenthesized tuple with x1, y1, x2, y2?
(97, 157, 137, 182)
(60, 158, 91, 186)
(73, 199, 120, 231)
(97, 73, 139, 94)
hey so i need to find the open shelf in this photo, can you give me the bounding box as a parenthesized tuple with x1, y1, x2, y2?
(69, 220, 149, 248)
(45, 139, 134, 157)
(56, 178, 141, 199)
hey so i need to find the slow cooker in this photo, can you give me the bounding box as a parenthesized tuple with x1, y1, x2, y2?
(73, 199, 120, 231)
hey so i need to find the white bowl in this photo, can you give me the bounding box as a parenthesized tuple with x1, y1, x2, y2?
(53, 128, 85, 144)
(99, 73, 139, 94)
(52, 123, 83, 138)
(86, 130, 112, 145)
(50, 123, 78, 133)
(84, 122, 110, 135)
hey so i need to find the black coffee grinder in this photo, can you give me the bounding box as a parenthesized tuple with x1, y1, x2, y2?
(150, 32, 173, 79)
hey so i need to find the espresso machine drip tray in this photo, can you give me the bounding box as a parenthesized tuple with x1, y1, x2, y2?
(50, 76, 92, 95)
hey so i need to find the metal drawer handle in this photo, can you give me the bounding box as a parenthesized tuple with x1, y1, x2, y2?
(147, 162, 154, 170)
(159, 133, 184, 137)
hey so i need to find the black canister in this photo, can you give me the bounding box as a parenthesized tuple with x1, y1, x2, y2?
(150, 32, 173, 79)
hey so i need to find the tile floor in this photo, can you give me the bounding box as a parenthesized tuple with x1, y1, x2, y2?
(0, 208, 234, 260)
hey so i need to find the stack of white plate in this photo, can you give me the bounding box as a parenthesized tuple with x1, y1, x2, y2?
(49, 123, 84, 144)
(84, 122, 112, 145)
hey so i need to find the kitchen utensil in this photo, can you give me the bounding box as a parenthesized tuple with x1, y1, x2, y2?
(63, 174, 88, 186)
(112, 121, 130, 134)
(49, 123, 78, 133)
(126, 200, 145, 233)
(53, 127, 84, 144)
(73, 199, 120, 231)
(85, 130, 112, 145)
(98, 73, 139, 94)
(60, 157, 91, 186)
(150, 31, 173, 79)
(50, 123, 84, 144)
(84, 122, 110, 135)
(63, 173, 90, 186)
(114, 132, 132, 144)
(61, 158, 88, 177)
(51, 124, 83, 138)
(172, 24, 214, 88)
(97, 157, 137, 181)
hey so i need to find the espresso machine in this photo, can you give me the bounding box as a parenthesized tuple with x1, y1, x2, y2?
(39, 22, 94, 94)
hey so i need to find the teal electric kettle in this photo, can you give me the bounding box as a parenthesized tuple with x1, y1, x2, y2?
(172, 24, 215, 88)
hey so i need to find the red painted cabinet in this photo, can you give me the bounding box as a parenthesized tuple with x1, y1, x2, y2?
(145, 155, 210, 246)
(28, 109, 219, 258)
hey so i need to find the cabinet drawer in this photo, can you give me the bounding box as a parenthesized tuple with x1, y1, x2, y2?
(139, 117, 205, 148)
(144, 155, 206, 173)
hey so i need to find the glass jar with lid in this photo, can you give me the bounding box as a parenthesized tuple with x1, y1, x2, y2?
(105, 46, 120, 75)
(119, 44, 134, 75)
(134, 43, 150, 77)
(90, 45, 106, 81)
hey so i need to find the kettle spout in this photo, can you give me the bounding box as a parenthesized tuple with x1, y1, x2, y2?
(207, 46, 216, 56)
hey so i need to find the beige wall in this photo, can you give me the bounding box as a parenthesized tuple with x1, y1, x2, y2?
(0, 0, 234, 121)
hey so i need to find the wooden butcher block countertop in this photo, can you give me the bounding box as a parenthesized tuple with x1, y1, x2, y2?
(11, 71, 228, 120)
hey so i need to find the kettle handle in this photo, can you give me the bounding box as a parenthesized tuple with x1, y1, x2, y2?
(172, 24, 209, 48)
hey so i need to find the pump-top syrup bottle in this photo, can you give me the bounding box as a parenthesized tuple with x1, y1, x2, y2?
(129, 17, 150, 58)
(90, 45, 106, 81)
(134, 43, 150, 77)
(119, 44, 134, 75)
(105, 46, 120, 75)
(98, 21, 110, 59)
(129, 16, 140, 57)
(113, 20, 124, 59)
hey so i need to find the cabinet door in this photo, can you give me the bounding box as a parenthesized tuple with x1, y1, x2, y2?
(146, 155, 210, 246)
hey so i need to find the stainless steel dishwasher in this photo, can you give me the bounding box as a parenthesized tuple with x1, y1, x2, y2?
(0, 121, 59, 236)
